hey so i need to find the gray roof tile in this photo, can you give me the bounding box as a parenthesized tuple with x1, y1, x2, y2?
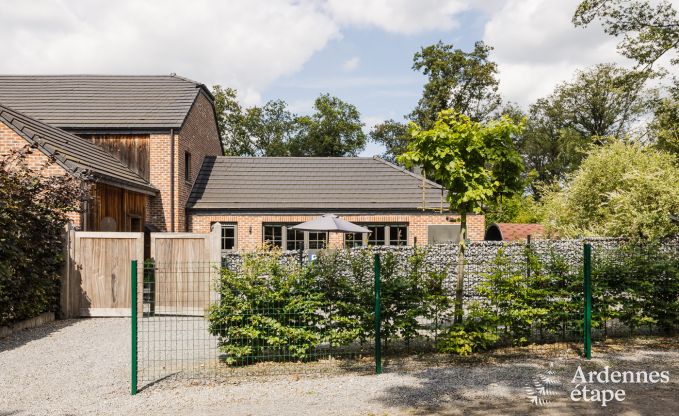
(188, 157, 448, 212)
(0, 104, 157, 194)
(0, 75, 209, 129)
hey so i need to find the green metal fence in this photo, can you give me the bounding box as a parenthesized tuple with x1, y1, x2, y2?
(131, 241, 679, 393)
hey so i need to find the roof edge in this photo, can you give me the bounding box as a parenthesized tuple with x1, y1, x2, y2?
(372, 156, 444, 189)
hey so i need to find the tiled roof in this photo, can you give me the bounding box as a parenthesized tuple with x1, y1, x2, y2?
(187, 156, 448, 213)
(0, 103, 157, 195)
(0, 75, 210, 130)
(485, 223, 545, 241)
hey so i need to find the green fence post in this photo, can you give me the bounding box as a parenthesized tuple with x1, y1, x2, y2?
(131, 260, 138, 395)
(583, 244, 592, 360)
(374, 253, 382, 375)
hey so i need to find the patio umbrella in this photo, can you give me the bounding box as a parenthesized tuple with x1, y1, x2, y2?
(290, 214, 371, 234)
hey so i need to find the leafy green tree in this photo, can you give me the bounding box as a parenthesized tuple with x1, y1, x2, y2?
(212, 85, 253, 156)
(517, 64, 651, 196)
(410, 41, 502, 127)
(574, 0, 679, 69)
(242, 100, 297, 157)
(542, 140, 679, 241)
(398, 110, 524, 322)
(212, 87, 366, 157)
(288, 94, 366, 157)
(650, 81, 679, 156)
(485, 193, 543, 225)
(368, 120, 410, 163)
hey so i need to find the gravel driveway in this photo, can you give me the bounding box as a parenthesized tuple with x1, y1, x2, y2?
(1, 318, 678, 415)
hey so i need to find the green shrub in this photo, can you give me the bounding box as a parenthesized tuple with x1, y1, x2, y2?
(593, 243, 679, 334)
(310, 249, 371, 346)
(438, 305, 499, 355)
(207, 249, 325, 365)
(0, 146, 85, 325)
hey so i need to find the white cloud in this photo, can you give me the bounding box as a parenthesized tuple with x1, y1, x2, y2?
(0, 0, 341, 105)
(324, 0, 470, 34)
(482, 0, 637, 108)
(342, 56, 360, 71)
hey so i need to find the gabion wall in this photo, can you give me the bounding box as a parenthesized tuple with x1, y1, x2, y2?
(221, 238, 628, 299)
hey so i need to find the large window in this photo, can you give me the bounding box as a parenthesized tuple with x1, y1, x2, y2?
(366, 225, 386, 246)
(263, 225, 283, 248)
(345, 224, 408, 247)
(344, 232, 364, 248)
(286, 228, 305, 251)
(389, 224, 408, 246)
(220, 224, 237, 252)
(308, 232, 327, 250)
(263, 224, 327, 250)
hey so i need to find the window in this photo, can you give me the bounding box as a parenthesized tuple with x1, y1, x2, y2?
(344, 232, 364, 248)
(184, 151, 191, 182)
(389, 225, 408, 246)
(286, 228, 305, 251)
(366, 225, 386, 246)
(263, 225, 283, 248)
(263, 224, 327, 250)
(363, 224, 409, 246)
(129, 216, 142, 232)
(221, 224, 236, 252)
(308, 232, 327, 250)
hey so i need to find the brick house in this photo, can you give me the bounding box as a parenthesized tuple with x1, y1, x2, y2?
(0, 75, 222, 232)
(0, 74, 485, 251)
(187, 157, 485, 253)
(0, 104, 157, 230)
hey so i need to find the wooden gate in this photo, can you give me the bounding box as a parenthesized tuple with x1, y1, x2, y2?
(61, 228, 143, 317)
(149, 224, 221, 316)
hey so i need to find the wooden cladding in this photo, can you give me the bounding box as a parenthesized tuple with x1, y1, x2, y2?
(87, 183, 147, 232)
(79, 134, 150, 181)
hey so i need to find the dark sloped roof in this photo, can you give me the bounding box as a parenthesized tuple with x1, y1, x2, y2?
(187, 156, 447, 212)
(0, 104, 157, 195)
(0, 75, 210, 130)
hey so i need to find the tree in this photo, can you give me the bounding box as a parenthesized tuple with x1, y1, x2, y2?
(542, 141, 679, 241)
(288, 94, 366, 157)
(368, 120, 410, 163)
(410, 41, 502, 127)
(574, 0, 679, 69)
(517, 64, 651, 196)
(398, 110, 524, 322)
(485, 193, 543, 225)
(212, 85, 253, 156)
(212, 87, 366, 157)
(650, 81, 679, 156)
(242, 100, 297, 157)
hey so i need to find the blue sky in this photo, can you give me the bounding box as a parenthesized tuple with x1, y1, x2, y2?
(261, 11, 488, 156)
(1, 0, 662, 158)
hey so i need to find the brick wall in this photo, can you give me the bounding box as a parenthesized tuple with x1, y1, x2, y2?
(176, 93, 222, 231)
(0, 122, 82, 228)
(147, 133, 172, 230)
(189, 213, 485, 252)
(147, 93, 221, 232)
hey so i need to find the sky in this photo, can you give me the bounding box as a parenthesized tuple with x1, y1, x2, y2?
(1, 0, 675, 156)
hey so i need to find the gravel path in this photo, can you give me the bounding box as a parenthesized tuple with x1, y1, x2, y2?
(1, 318, 678, 415)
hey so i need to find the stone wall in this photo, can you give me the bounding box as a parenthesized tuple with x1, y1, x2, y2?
(221, 238, 627, 298)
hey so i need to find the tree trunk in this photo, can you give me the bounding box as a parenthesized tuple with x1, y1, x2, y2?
(454, 214, 467, 324)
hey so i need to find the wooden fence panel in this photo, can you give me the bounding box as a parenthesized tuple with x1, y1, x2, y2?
(60, 226, 219, 318)
(62, 231, 143, 317)
(150, 224, 221, 316)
